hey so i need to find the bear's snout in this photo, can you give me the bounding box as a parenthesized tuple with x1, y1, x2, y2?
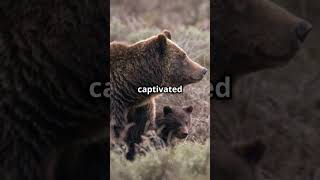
(201, 68, 208, 76)
(295, 21, 312, 43)
(177, 126, 189, 139)
(186, 57, 207, 82)
(192, 67, 207, 81)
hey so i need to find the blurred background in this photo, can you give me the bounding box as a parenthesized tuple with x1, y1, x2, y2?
(110, 0, 210, 179)
(216, 0, 320, 179)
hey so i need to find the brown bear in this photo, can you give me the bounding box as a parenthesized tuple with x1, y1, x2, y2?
(0, 1, 108, 180)
(213, 139, 266, 180)
(212, 0, 312, 179)
(155, 105, 193, 145)
(212, 0, 312, 83)
(110, 30, 207, 160)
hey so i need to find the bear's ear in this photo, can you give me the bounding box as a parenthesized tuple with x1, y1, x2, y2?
(157, 34, 167, 56)
(232, 139, 266, 165)
(162, 30, 171, 40)
(163, 106, 173, 115)
(183, 106, 193, 113)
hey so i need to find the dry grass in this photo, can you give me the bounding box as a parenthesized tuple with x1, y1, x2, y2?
(111, 142, 210, 180)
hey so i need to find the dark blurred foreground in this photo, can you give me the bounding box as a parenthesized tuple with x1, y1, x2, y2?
(215, 0, 320, 179)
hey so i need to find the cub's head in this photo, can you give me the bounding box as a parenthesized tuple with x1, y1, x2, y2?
(157, 105, 193, 141)
(213, 0, 312, 80)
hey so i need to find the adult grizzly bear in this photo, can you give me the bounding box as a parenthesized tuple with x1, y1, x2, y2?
(0, 1, 108, 180)
(212, 0, 312, 83)
(110, 30, 207, 160)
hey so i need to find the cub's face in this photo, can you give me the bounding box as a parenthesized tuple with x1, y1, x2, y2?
(160, 106, 193, 139)
(214, 0, 312, 76)
(158, 30, 207, 86)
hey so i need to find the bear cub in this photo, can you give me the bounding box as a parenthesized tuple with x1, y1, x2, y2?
(134, 105, 193, 156)
(155, 105, 193, 145)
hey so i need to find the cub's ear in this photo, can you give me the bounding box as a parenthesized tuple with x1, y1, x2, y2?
(162, 30, 171, 40)
(163, 106, 173, 115)
(183, 106, 193, 113)
(157, 34, 167, 56)
(232, 139, 266, 165)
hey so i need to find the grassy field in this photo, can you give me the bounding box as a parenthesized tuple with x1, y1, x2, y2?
(111, 142, 210, 180)
(110, 0, 210, 179)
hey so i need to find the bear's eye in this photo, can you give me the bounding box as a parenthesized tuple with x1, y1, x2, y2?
(182, 60, 188, 66)
(172, 123, 181, 129)
(179, 53, 186, 59)
(181, 56, 188, 65)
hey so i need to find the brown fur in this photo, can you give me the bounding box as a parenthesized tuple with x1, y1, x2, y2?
(134, 105, 193, 155)
(110, 30, 207, 160)
(0, 1, 108, 180)
(155, 105, 193, 145)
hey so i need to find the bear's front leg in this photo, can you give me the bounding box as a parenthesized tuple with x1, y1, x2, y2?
(110, 102, 128, 139)
(125, 100, 155, 160)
